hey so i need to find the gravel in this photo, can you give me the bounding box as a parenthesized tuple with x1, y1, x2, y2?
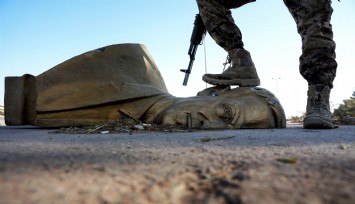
(0, 125, 354, 204)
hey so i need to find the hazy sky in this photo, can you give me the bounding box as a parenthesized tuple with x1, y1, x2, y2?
(1, 0, 354, 117)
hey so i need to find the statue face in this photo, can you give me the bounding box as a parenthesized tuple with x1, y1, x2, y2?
(155, 88, 279, 129)
(157, 98, 242, 129)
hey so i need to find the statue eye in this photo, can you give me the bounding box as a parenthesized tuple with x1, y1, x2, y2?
(216, 102, 237, 124)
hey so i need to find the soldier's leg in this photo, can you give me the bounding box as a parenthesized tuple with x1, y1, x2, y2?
(284, 0, 337, 87)
(196, 0, 260, 86)
(284, 0, 337, 128)
(196, 0, 244, 51)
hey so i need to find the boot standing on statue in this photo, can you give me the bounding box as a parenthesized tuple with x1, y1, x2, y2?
(196, 0, 260, 87)
(196, 0, 337, 129)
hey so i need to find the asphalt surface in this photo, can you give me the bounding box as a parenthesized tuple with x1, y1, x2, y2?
(0, 123, 354, 204)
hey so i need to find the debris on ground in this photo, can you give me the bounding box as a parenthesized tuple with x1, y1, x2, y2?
(50, 118, 189, 134)
(276, 157, 298, 164)
(197, 136, 236, 143)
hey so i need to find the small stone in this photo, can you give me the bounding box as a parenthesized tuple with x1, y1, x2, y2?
(231, 171, 249, 181)
(338, 144, 347, 150)
(134, 125, 144, 130)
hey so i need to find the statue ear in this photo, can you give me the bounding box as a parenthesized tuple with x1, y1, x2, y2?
(269, 101, 287, 128)
(197, 85, 231, 96)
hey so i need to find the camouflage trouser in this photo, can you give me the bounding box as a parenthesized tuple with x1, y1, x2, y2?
(284, 0, 337, 88)
(196, 0, 256, 51)
(196, 0, 337, 88)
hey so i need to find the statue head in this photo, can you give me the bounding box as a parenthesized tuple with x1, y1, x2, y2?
(152, 86, 285, 129)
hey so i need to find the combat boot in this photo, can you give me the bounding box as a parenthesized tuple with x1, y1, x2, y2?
(304, 84, 334, 129)
(202, 48, 260, 86)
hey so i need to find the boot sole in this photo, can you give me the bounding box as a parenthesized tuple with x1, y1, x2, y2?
(304, 116, 334, 129)
(202, 76, 260, 87)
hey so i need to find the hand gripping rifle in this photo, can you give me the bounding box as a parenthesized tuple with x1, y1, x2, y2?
(180, 14, 206, 86)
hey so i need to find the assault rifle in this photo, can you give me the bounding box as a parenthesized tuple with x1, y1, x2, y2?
(180, 14, 206, 86)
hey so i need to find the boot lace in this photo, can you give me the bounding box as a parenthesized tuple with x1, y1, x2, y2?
(310, 92, 327, 114)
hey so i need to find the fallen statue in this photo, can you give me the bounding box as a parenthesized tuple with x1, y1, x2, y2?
(5, 44, 286, 129)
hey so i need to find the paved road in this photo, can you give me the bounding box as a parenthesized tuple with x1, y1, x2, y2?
(0, 124, 354, 204)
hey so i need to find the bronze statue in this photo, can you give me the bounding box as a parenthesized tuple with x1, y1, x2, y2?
(5, 44, 286, 129)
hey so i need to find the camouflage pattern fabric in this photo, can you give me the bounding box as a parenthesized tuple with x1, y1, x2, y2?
(218, 0, 256, 9)
(196, 0, 337, 88)
(196, 0, 256, 51)
(284, 0, 337, 88)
